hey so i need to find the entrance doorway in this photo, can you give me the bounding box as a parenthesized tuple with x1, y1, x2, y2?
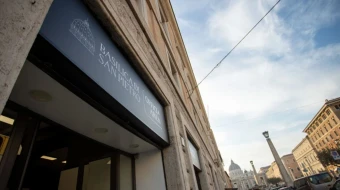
(3, 108, 134, 190)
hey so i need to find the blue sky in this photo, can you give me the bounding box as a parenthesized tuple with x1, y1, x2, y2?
(171, 0, 340, 172)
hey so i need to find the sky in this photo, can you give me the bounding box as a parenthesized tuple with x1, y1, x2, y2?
(171, 0, 340, 172)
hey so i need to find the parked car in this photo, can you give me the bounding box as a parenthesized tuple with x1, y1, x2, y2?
(293, 172, 335, 190)
(330, 179, 340, 190)
(279, 187, 294, 190)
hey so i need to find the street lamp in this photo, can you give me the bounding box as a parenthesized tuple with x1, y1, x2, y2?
(263, 131, 270, 139)
(262, 131, 293, 187)
(250, 160, 260, 186)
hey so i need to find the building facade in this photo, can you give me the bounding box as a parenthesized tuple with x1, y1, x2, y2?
(281, 154, 303, 180)
(258, 166, 270, 186)
(225, 171, 233, 189)
(229, 160, 257, 190)
(292, 136, 325, 177)
(303, 98, 340, 152)
(266, 161, 281, 179)
(266, 154, 302, 181)
(0, 0, 227, 189)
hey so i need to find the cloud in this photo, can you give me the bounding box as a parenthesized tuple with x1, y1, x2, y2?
(172, 0, 340, 171)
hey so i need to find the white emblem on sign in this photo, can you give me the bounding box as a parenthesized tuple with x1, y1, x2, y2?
(70, 19, 95, 55)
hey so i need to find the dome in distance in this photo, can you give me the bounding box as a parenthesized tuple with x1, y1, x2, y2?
(229, 160, 241, 171)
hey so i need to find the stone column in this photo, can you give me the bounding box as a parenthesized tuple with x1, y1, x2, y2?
(250, 161, 260, 185)
(0, 0, 53, 113)
(266, 137, 293, 186)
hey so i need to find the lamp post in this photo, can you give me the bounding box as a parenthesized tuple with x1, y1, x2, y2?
(263, 131, 293, 187)
(250, 161, 260, 185)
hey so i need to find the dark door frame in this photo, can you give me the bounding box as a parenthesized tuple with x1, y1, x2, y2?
(0, 114, 39, 190)
(0, 102, 136, 190)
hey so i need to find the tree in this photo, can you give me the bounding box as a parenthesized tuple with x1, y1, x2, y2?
(267, 177, 282, 185)
(317, 149, 333, 166)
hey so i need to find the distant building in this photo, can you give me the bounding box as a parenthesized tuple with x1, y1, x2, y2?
(281, 154, 303, 180)
(303, 98, 340, 151)
(292, 136, 325, 177)
(258, 166, 270, 186)
(229, 160, 257, 190)
(303, 98, 340, 171)
(266, 154, 302, 181)
(266, 161, 281, 179)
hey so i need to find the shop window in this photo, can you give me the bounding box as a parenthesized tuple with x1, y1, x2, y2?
(188, 138, 202, 190)
(119, 155, 133, 190)
(0, 110, 17, 166)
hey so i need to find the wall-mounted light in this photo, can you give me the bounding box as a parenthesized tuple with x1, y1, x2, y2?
(29, 90, 52, 102)
(94, 127, 108, 134)
(130, 144, 139, 148)
(41, 155, 57, 160)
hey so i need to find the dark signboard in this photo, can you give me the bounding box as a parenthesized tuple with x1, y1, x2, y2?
(40, 0, 167, 142)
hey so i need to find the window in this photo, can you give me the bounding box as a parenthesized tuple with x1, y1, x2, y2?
(324, 126, 328, 132)
(335, 131, 339, 136)
(322, 114, 327, 119)
(330, 134, 333, 139)
(326, 109, 331, 115)
(313, 125, 316, 129)
(159, 5, 169, 39)
(326, 137, 329, 142)
(316, 122, 320, 127)
(332, 117, 338, 125)
(320, 130, 324, 135)
(316, 145, 319, 149)
(322, 140, 326, 145)
(167, 50, 180, 88)
(328, 121, 332, 128)
(318, 133, 321, 138)
(135, 0, 148, 25)
(319, 118, 323, 123)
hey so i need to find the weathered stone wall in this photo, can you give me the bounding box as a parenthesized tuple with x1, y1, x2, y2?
(83, 0, 226, 189)
(0, 0, 53, 113)
(0, 0, 227, 189)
